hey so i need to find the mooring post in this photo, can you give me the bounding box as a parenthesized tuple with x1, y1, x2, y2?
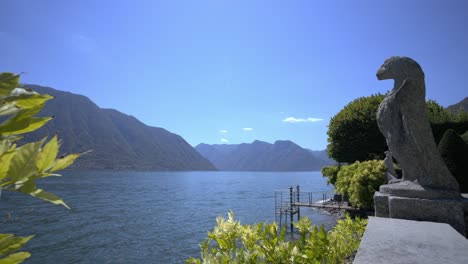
(289, 186, 293, 232)
(296, 185, 300, 221)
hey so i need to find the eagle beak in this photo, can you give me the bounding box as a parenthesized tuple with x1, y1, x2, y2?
(376, 67, 386, 80)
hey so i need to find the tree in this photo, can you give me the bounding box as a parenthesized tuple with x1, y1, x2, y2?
(326, 94, 466, 163)
(426, 99, 452, 123)
(326, 94, 386, 163)
(0, 72, 82, 263)
(438, 129, 468, 193)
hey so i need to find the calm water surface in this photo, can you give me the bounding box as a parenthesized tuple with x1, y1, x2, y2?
(0, 171, 336, 263)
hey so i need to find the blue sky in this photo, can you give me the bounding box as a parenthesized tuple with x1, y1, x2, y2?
(1, 0, 467, 150)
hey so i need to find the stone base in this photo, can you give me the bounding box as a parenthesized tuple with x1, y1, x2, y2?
(375, 181, 467, 236)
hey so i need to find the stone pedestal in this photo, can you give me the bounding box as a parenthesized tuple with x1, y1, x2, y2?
(374, 181, 467, 236)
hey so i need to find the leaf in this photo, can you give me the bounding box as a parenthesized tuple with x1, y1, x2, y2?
(36, 135, 58, 172)
(0, 234, 33, 255)
(50, 153, 81, 173)
(17, 180, 36, 194)
(0, 102, 20, 116)
(0, 73, 19, 97)
(0, 252, 31, 264)
(30, 189, 70, 209)
(4, 93, 53, 109)
(8, 140, 44, 183)
(0, 116, 52, 135)
(0, 150, 16, 181)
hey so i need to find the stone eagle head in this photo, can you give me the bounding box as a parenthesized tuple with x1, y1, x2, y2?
(376, 56, 425, 81)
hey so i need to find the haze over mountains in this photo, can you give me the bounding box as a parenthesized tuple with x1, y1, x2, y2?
(195, 141, 335, 171)
(22, 85, 216, 170)
(447, 97, 468, 113)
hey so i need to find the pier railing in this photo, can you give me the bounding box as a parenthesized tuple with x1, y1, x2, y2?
(274, 185, 353, 232)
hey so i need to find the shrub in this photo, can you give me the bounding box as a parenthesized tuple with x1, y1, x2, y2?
(462, 131, 468, 145)
(322, 165, 341, 186)
(326, 94, 386, 163)
(187, 211, 367, 264)
(438, 129, 468, 193)
(335, 160, 386, 209)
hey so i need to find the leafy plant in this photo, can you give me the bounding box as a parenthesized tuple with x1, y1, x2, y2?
(187, 211, 367, 264)
(0, 72, 82, 263)
(321, 165, 341, 186)
(334, 160, 386, 209)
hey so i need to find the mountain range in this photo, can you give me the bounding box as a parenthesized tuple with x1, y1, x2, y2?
(447, 97, 468, 113)
(195, 141, 335, 171)
(21, 85, 216, 170)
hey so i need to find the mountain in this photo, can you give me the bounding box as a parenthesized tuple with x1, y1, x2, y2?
(306, 149, 337, 165)
(20, 85, 216, 170)
(447, 97, 468, 113)
(195, 140, 331, 171)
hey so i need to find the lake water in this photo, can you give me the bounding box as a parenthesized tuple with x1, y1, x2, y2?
(0, 171, 336, 263)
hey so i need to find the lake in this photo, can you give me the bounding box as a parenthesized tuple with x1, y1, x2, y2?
(0, 171, 336, 263)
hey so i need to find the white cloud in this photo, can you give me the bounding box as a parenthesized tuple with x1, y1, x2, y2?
(71, 34, 96, 53)
(242, 127, 253, 131)
(282, 117, 324, 123)
(220, 138, 229, 143)
(219, 130, 228, 133)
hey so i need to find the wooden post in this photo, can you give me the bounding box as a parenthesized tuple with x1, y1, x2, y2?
(296, 185, 300, 221)
(289, 186, 293, 232)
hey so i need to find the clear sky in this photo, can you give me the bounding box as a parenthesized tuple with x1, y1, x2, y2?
(1, 0, 467, 150)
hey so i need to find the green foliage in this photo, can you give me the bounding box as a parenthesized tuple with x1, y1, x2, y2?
(187, 211, 367, 264)
(462, 131, 468, 145)
(327, 95, 468, 163)
(321, 165, 341, 186)
(326, 94, 387, 163)
(335, 160, 386, 209)
(428, 100, 468, 145)
(426, 99, 452, 123)
(0, 72, 82, 263)
(438, 129, 468, 193)
(431, 121, 468, 145)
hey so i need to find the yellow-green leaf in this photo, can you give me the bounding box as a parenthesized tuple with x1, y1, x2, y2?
(9, 140, 44, 182)
(50, 153, 81, 173)
(0, 150, 16, 181)
(30, 189, 70, 209)
(0, 73, 19, 97)
(4, 93, 53, 109)
(0, 234, 33, 255)
(0, 102, 20, 116)
(36, 135, 58, 172)
(17, 180, 36, 194)
(0, 252, 31, 264)
(0, 117, 52, 135)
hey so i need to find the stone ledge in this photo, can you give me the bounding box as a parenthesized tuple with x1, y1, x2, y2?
(353, 217, 468, 264)
(379, 181, 461, 199)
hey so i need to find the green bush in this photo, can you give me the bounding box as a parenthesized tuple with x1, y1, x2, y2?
(431, 121, 468, 145)
(187, 211, 367, 264)
(438, 129, 468, 193)
(462, 131, 468, 145)
(322, 165, 341, 186)
(327, 95, 467, 163)
(326, 94, 386, 163)
(0, 73, 82, 263)
(335, 160, 386, 209)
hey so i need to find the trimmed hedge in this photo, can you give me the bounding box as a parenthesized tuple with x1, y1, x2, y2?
(438, 129, 468, 193)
